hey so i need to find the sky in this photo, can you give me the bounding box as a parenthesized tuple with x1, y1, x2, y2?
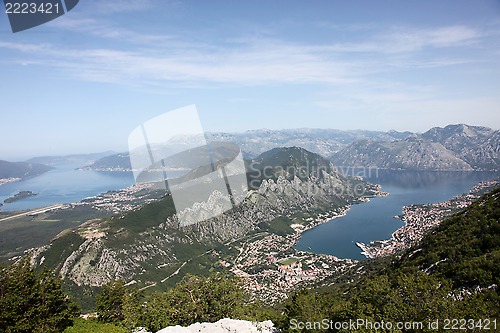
(1, 0, 500, 160)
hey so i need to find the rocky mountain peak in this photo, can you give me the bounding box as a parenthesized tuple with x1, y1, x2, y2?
(404, 134, 424, 143)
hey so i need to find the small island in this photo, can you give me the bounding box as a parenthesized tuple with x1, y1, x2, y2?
(4, 191, 38, 204)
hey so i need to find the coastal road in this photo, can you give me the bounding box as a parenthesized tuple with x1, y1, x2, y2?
(0, 204, 65, 223)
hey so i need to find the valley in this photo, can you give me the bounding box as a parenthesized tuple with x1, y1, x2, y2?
(0, 182, 166, 262)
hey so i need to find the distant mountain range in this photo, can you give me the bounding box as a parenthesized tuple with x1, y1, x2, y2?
(0, 160, 53, 180)
(331, 135, 472, 171)
(86, 124, 499, 172)
(85, 153, 132, 171)
(2, 124, 496, 176)
(206, 128, 412, 158)
(83, 128, 406, 171)
(27, 151, 115, 167)
(333, 124, 499, 171)
(421, 124, 500, 170)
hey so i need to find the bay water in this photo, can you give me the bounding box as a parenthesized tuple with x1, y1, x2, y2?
(0, 163, 134, 212)
(295, 170, 500, 260)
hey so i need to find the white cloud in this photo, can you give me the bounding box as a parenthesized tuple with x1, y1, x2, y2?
(426, 25, 481, 46)
(51, 17, 177, 45)
(0, 38, 358, 86)
(0, 22, 495, 89)
(385, 25, 481, 52)
(0, 41, 50, 53)
(320, 25, 484, 54)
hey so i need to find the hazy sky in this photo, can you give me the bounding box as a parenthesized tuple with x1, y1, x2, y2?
(1, 0, 500, 160)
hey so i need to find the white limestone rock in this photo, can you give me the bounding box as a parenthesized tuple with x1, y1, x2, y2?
(153, 318, 279, 333)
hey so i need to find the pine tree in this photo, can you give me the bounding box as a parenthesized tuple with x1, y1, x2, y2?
(0, 258, 79, 333)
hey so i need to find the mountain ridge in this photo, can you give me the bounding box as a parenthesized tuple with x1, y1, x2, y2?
(27, 151, 115, 167)
(0, 160, 54, 180)
(86, 124, 499, 172)
(421, 124, 500, 169)
(331, 138, 474, 171)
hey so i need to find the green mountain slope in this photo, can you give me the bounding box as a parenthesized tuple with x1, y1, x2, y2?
(87, 153, 132, 170)
(399, 186, 500, 289)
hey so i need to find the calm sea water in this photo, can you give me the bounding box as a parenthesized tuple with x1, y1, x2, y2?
(295, 170, 500, 260)
(0, 163, 134, 211)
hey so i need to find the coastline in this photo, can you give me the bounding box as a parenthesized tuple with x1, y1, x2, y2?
(356, 179, 500, 259)
(0, 178, 21, 186)
(229, 205, 355, 303)
(292, 183, 388, 249)
(228, 184, 389, 303)
(3, 191, 38, 204)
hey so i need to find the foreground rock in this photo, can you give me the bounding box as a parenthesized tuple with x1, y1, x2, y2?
(142, 318, 280, 333)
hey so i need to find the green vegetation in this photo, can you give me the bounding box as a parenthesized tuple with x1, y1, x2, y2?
(40, 232, 86, 270)
(280, 257, 300, 266)
(3, 191, 37, 204)
(94, 273, 273, 332)
(259, 216, 294, 235)
(401, 187, 500, 289)
(95, 280, 130, 323)
(0, 218, 83, 263)
(107, 195, 176, 234)
(0, 258, 79, 333)
(0, 204, 106, 263)
(62, 319, 127, 333)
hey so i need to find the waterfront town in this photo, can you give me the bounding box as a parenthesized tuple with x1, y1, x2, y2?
(212, 207, 358, 303)
(212, 179, 499, 302)
(228, 232, 356, 303)
(74, 182, 164, 214)
(357, 179, 500, 259)
(0, 177, 21, 186)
